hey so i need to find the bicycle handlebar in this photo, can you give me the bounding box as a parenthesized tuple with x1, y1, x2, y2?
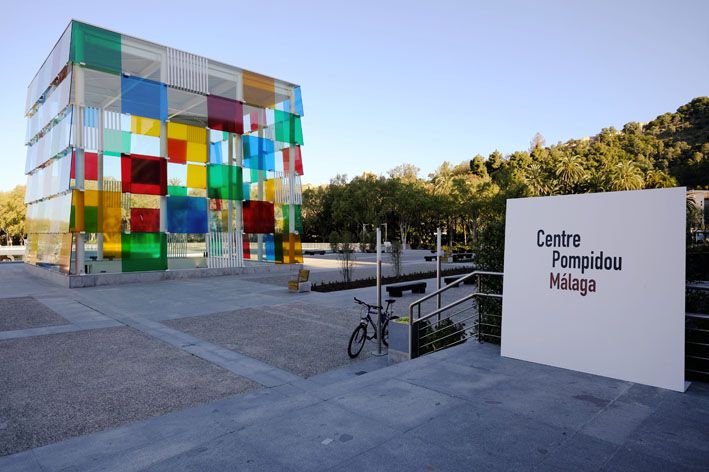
(354, 297, 391, 310)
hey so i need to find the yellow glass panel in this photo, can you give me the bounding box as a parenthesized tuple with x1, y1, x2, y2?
(130, 194, 160, 209)
(283, 233, 303, 264)
(264, 179, 275, 202)
(131, 116, 161, 137)
(243, 71, 276, 108)
(187, 164, 206, 189)
(103, 232, 122, 258)
(58, 233, 72, 273)
(274, 203, 284, 233)
(186, 142, 207, 163)
(167, 122, 187, 140)
(102, 190, 122, 232)
(85, 189, 99, 207)
(186, 125, 207, 145)
(71, 189, 85, 232)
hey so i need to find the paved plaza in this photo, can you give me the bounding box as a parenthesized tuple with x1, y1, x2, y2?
(0, 253, 708, 470)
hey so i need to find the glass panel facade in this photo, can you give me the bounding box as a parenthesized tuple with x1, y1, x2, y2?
(24, 20, 305, 274)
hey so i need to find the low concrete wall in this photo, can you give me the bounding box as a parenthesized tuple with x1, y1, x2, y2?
(24, 262, 302, 289)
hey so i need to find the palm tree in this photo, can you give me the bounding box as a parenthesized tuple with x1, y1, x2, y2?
(524, 163, 552, 196)
(554, 155, 587, 193)
(609, 161, 644, 191)
(430, 162, 454, 196)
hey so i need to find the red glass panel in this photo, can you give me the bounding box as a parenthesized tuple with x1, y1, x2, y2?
(71, 151, 99, 180)
(243, 236, 251, 259)
(243, 201, 275, 234)
(282, 146, 304, 176)
(130, 208, 160, 232)
(121, 154, 167, 195)
(250, 110, 259, 132)
(207, 95, 243, 134)
(167, 138, 187, 163)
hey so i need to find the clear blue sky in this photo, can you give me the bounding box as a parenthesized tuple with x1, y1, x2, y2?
(1, 0, 707, 191)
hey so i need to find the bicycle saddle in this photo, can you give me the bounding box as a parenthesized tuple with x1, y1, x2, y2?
(385, 298, 396, 304)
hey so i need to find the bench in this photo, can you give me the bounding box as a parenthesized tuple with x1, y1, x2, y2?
(303, 250, 326, 255)
(451, 253, 474, 263)
(386, 281, 426, 297)
(288, 269, 311, 293)
(444, 275, 475, 287)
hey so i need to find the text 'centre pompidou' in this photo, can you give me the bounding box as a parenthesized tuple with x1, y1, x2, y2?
(24, 20, 305, 274)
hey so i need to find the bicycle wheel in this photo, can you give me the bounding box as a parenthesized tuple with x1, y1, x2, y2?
(348, 324, 367, 358)
(382, 319, 390, 347)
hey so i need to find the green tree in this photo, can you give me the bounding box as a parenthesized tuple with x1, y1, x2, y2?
(0, 185, 26, 245)
(609, 161, 644, 191)
(554, 154, 587, 193)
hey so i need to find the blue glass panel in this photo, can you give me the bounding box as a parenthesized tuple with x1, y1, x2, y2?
(294, 87, 304, 116)
(121, 76, 167, 121)
(264, 234, 275, 261)
(209, 141, 224, 164)
(242, 135, 275, 171)
(167, 196, 208, 233)
(242, 182, 251, 201)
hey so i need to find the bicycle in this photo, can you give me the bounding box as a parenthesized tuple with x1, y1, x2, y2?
(347, 297, 399, 358)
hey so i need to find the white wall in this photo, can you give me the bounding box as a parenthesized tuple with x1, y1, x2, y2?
(501, 187, 686, 392)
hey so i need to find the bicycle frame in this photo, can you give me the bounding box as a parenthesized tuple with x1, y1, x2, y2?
(355, 297, 395, 340)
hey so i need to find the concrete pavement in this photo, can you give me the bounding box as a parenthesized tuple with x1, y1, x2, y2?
(1, 257, 708, 470)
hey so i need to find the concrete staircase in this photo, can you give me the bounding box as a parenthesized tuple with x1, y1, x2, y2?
(686, 313, 709, 383)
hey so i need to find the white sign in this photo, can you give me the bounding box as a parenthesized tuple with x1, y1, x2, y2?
(501, 188, 686, 391)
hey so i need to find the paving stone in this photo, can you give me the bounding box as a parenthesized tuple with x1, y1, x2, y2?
(233, 401, 400, 471)
(0, 296, 68, 331)
(0, 326, 256, 457)
(331, 378, 466, 431)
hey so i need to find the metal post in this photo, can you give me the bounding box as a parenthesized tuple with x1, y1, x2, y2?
(74, 64, 85, 275)
(96, 108, 104, 260)
(257, 109, 265, 261)
(436, 227, 442, 311)
(227, 134, 234, 262)
(288, 89, 297, 264)
(376, 227, 383, 355)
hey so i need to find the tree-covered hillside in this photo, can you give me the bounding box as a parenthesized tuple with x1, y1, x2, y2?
(302, 97, 709, 250)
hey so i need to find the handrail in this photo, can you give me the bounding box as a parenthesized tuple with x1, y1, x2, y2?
(408, 270, 503, 359)
(415, 292, 501, 324)
(408, 270, 503, 314)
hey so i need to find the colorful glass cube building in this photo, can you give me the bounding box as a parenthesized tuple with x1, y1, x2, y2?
(24, 20, 304, 275)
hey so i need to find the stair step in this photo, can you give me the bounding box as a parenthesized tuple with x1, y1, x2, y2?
(686, 355, 709, 362)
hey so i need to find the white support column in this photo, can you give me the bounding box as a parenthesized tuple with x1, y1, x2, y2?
(159, 121, 167, 234)
(74, 64, 85, 275)
(287, 89, 297, 264)
(227, 133, 234, 262)
(96, 108, 104, 260)
(257, 108, 265, 262)
(235, 71, 244, 265)
(288, 91, 296, 235)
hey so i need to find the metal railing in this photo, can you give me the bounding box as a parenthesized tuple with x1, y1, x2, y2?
(408, 271, 503, 359)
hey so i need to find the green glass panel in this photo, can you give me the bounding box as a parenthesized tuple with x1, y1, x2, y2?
(274, 110, 304, 145)
(70, 21, 122, 75)
(121, 232, 167, 272)
(168, 185, 188, 196)
(104, 130, 131, 156)
(207, 165, 242, 200)
(274, 233, 284, 263)
(84, 206, 99, 233)
(249, 168, 259, 183)
(283, 204, 303, 234)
